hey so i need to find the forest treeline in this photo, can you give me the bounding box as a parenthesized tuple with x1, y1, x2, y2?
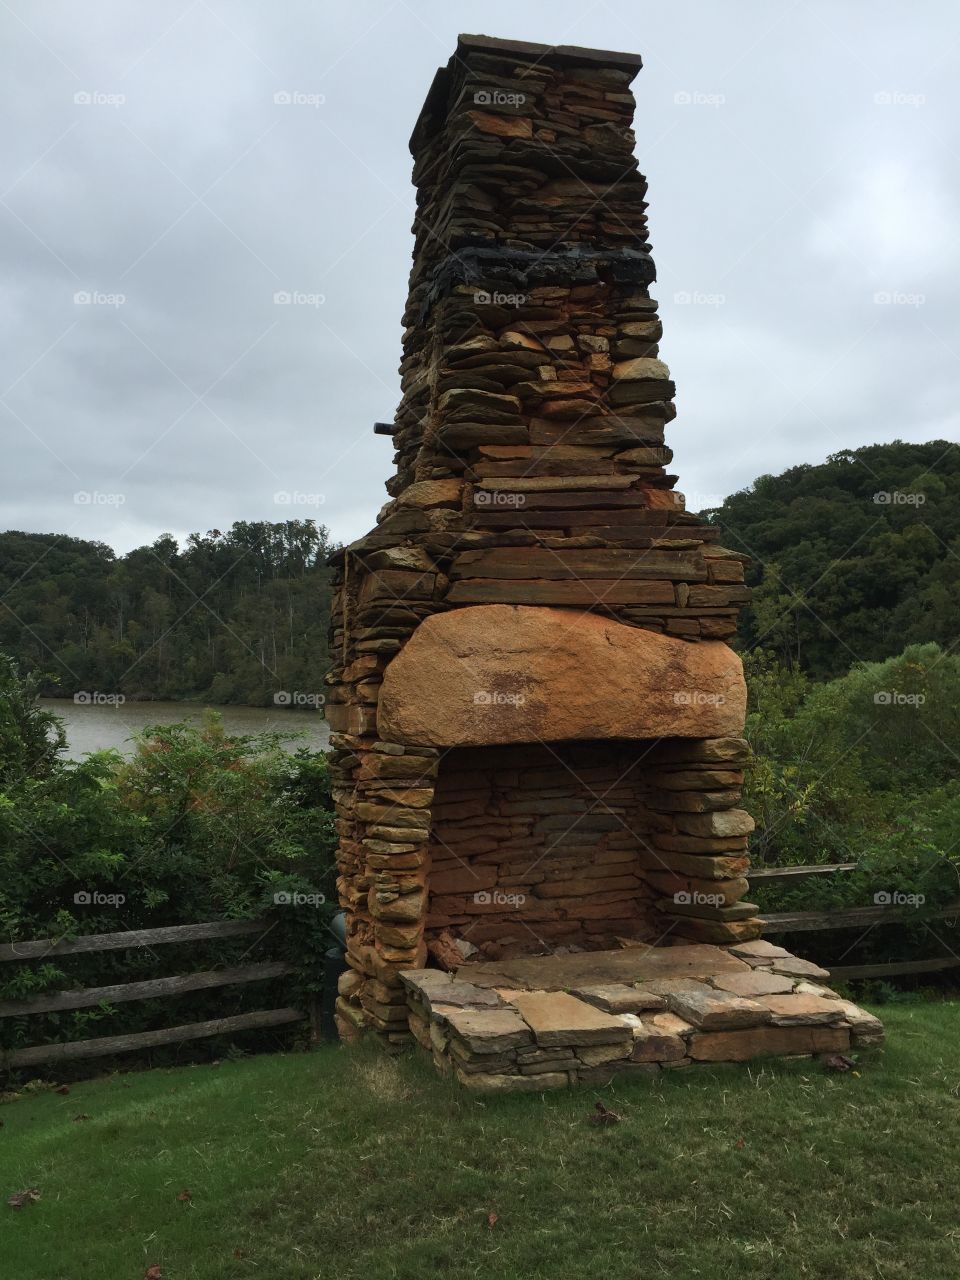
(708, 439, 960, 678)
(0, 520, 335, 705)
(0, 440, 957, 703)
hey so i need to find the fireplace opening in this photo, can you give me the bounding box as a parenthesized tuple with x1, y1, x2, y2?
(427, 740, 666, 960)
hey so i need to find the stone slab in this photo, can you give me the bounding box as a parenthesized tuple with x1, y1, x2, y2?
(458, 944, 749, 992)
(398, 971, 505, 1010)
(767, 957, 832, 980)
(688, 1025, 851, 1061)
(710, 971, 795, 997)
(756, 993, 849, 1026)
(509, 990, 632, 1047)
(643, 979, 769, 1030)
(442, 1006, 533, 1053)
(631, 1011, 690, 1062)
(726, 940, 793, 961)
(456, 1068, 568, 1092)
(569, 982, 667, 1013)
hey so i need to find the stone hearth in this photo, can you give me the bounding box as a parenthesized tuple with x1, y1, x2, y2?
(325, 33, 883, 1073)
(400, 942, 884, 1091)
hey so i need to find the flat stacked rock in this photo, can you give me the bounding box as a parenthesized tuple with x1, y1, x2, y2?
(325, 36, 821, 1055)
(400, 943, 884, 1090)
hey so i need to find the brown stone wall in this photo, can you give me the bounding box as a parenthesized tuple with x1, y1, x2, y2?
(427, 742, 661, 955)
(328, 37, 762, 1045)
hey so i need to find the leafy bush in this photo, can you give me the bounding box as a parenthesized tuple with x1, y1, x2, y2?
(0, 661, 336, 1077)
(743, 644, 960, 973)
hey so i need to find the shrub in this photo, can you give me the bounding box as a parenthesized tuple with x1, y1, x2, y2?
(0, 664, 336, 1077)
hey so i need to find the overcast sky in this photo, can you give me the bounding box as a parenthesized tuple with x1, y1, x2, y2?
(2, 1, 958, 554)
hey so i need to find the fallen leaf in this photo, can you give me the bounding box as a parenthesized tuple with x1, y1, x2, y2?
(822, 1053, 856, 1073)
(233, 1249, 245, 1260)
(588, 1100, 622, 1126)
(177, 1190, 192, 1203)
(54, 1085, 70, 1095)
(7, 1188, 41, 1209)
(144, 1266, 163, 1279)
(735, 1137, 746, 1150)
(487, 1212, 498, 1229)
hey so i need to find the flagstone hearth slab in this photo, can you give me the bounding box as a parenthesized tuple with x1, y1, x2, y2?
(398, 941, 884, 1091)
(453, 944, 750, 991)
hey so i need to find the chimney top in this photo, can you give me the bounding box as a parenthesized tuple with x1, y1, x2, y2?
(455, 33, 643, 71)
(411, 32, 644, 153)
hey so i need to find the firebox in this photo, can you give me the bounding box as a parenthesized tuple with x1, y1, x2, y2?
(324, 34, 882, 1083)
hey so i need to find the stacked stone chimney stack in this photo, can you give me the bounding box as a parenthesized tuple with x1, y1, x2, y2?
(327, 35, 760, 1046)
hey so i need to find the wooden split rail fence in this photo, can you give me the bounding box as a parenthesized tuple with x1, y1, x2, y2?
(752, 862, 960, 980)
(0, 917, 308, 1070)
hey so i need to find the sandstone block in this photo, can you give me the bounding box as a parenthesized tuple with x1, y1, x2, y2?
(569, 982, 667, 1013)
(442, 1006, 534, 1053)
(643, 979, 769, 1030)
(378, 605, 746, 747)
(757, 993, 848, 1026)
(688, 1025, 851, 1061)
(510, 990, 632, 1047)
(710, 971, 795, 997)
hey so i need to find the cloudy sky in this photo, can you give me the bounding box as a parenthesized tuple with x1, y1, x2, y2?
(2, 0, 958, 553)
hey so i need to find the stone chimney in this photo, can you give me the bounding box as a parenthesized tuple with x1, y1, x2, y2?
(326, 35, 760, 1047)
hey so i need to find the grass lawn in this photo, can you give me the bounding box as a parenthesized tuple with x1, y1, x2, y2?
(1, 1001, 959, 1280)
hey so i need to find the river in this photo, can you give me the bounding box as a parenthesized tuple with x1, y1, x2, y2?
(40, 698, 331, 761)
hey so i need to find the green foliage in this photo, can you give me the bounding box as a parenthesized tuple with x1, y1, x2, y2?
(0, 662, 335, 1073)
(0, 654, 65, 783)
(709, 440, 960, 677)
(0, 519, 336, 705)
(744, 643, 960, 970)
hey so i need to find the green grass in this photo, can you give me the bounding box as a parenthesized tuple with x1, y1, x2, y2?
(2, 1002, 959, 1279)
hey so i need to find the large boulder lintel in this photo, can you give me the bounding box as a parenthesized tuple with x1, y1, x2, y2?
(377, 604, 746, 747)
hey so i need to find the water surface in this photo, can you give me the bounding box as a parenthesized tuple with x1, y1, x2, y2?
(40, 698, 331, 761)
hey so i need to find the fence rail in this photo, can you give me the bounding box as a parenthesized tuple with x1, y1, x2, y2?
(755, 862, 960, 981)
(0, 918, 269, 963)
(0, 916, 307, 1071)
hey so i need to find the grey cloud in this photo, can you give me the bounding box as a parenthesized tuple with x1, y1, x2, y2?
(1, 0, 958, 554)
